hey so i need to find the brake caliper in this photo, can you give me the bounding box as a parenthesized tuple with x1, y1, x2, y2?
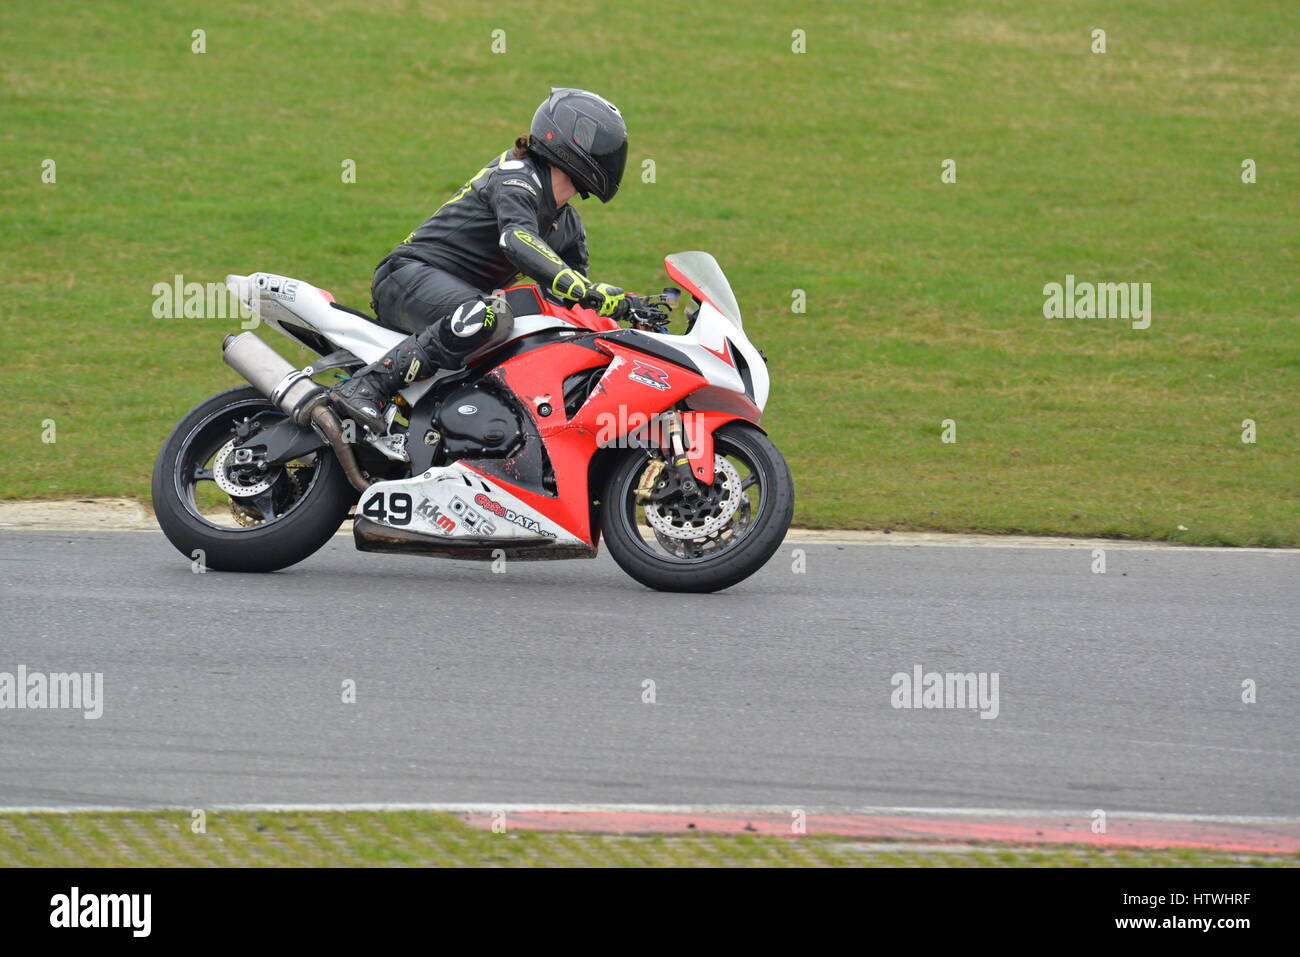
(635, 458, 665, 503)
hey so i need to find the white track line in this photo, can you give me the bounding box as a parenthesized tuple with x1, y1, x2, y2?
(2, 499, 1296, 551)
(0, 522, 1294, 552)
(1, 802, 1297, 824)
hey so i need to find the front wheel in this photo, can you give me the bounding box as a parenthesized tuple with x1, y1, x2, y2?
(600, 422, 795, 592)
(151, 386, 358, 572)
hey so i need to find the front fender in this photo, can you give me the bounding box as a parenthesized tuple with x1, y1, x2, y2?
(680, 409, 765, 486)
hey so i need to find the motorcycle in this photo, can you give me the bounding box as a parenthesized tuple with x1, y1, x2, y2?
(151, 251, 794, 592)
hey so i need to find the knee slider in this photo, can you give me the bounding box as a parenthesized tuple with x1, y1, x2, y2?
(422, 297, 514, 365)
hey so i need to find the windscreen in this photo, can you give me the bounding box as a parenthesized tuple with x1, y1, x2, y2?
(665, 251, 742, 328)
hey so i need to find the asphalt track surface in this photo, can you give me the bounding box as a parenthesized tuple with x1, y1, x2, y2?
(1, 529, 1296, 817)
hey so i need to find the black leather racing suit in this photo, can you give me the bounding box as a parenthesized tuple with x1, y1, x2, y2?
(328, 147, 630, 435)
(371, 148, 597, 336)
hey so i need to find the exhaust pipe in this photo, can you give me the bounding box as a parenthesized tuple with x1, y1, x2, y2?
(223, 332, 322, 420)
(222, 333, 371, 492)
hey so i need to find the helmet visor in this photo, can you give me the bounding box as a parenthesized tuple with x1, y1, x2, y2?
(589, 137, 628, 203)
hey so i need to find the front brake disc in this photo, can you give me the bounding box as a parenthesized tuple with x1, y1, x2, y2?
(644, 455, 743, 540)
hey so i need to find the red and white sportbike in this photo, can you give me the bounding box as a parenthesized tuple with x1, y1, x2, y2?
(152, 252, 794, 591)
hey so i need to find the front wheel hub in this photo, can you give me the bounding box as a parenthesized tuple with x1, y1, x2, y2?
(644, 454, 743, 540)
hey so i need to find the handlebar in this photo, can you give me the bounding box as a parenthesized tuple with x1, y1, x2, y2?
(624, 287, 681, 331)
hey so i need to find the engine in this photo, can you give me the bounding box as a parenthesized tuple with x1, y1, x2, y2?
(433, 383, 522, 458)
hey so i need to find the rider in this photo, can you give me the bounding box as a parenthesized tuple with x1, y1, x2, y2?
(329, 88, 632, 434)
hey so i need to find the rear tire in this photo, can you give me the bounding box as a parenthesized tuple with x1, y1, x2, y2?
(600, 422, 794, 592)
(151, 386, 358, 572)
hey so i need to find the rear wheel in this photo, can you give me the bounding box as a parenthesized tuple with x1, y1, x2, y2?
(151, 386, 358, 572)
(600, 422, 794, 592)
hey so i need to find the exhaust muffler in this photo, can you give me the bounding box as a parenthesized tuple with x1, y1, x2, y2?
(223, 332, 323, 421)
(222, 333, 371, 492)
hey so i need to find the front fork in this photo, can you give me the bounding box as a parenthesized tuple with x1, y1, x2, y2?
(664, 411, 700, 497)
(635, 408, 727, 503)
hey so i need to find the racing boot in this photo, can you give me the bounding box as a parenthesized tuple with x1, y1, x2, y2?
(329, 296, 511, 435)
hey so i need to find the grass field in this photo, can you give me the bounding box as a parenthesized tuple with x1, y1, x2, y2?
(1, 1, 1295, 544)
(1, 810, 1293, 867)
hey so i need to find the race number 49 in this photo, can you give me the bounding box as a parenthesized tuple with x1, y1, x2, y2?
(361, 492, 412, 525)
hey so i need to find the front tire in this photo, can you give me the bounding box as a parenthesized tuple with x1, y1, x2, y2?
(151, 386, 358, 572)
(600, 422, 794, 593)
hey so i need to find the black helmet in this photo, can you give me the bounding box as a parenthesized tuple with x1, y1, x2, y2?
(529, 88, 628, 203)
